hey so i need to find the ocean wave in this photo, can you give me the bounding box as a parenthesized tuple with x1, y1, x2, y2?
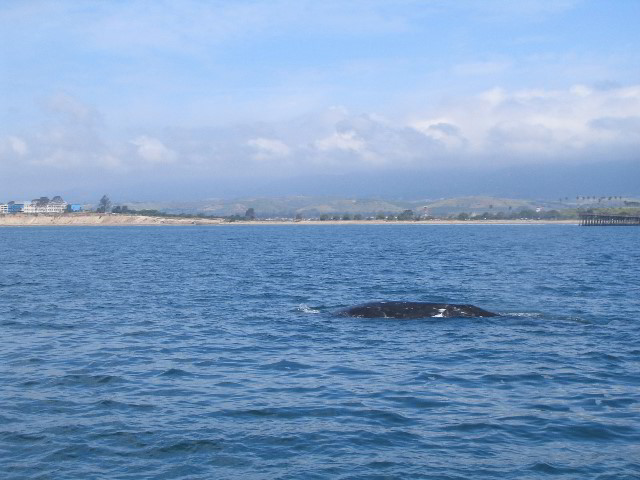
(2, 224, 639, 479)
(298, 303, 321, 314)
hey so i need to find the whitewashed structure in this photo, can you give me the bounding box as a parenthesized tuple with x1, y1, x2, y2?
(23, 202, 68, 214)
(6, 196, 68, 214)
(0, 197, 85, 214)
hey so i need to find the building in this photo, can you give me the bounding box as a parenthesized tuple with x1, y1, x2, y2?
(23, 203, 67, 214)
(47, 199, 67, 213)
(7, 202, 25, 213)
(23, 196, 68, 214)
(23, 203, 39, 213)
(48, 196, 67, 213)
(1, 196, 82, 214)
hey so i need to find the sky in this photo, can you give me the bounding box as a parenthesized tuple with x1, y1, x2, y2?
(1, 0, 639, 201)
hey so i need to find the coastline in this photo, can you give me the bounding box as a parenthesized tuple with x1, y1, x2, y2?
(234, 219, 579, 225)
(0, 213, 579, 227)
(0, 213, 224, 226)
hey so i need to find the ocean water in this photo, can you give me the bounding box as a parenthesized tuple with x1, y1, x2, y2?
(1, 224, 639, 479)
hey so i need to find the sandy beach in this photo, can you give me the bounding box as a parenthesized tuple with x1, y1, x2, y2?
(0, 213, 579, 226)
(0, 213, 225, 226)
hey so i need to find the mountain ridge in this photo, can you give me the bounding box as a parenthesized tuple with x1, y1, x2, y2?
(115, 195, 638, 217)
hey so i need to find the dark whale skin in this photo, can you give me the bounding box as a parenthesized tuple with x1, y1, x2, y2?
(339, 301, 498, 319)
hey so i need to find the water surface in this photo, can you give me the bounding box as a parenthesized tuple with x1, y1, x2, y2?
(1, 225, 639, 479)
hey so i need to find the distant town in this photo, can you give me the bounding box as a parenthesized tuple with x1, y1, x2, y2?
(0, 196, 83, 214)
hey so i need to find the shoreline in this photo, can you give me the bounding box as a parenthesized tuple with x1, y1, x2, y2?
(0, 214, 224, 227)
(0, 214, 579, 227)
(233, 219, 578, 225)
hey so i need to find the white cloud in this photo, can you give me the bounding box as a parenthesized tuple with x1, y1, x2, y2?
(248, 137, 291, 161)
(131, 135, 176, 164)
(45, 93, 99, 125)
(415, 122, 468, 150)
(35, 149, 114, 169)
(409, 84, 640, 162)
(8, 136, 28, 156)
(4, 84, 640, 185)
(314, 130, 366, 153)
(569, 84, 593, 97)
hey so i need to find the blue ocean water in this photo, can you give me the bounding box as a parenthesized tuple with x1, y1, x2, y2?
(1, 224, 639, 479)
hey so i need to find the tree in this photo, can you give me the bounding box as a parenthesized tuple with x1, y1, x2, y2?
(245, 208, 255, 220)
(319, 214, 329, 221)
(112, 205, 129, 214)
(353, 214, 363, 220)
(397, 209, 415, 221)
(98, 195, 111, 213)
(519, 209, 536, 219)
(457, 212, 469, 220)
(342, 213, 351, 221)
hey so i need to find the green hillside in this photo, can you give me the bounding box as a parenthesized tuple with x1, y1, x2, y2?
(118, 195, 640, 218)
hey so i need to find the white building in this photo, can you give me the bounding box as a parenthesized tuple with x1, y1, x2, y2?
(24, 201, 67, 214)
(0, 204, 8, 214)
(47, 201, 67, 213)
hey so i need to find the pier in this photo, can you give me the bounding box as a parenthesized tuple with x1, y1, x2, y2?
(580, 213, 640, 226)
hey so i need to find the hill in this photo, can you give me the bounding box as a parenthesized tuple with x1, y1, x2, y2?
(115, 195, 640, 218)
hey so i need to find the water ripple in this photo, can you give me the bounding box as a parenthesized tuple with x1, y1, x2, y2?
(0, 225, 638, 479)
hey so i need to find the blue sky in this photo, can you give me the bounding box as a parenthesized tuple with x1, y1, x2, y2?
(1, 0, 639, 200)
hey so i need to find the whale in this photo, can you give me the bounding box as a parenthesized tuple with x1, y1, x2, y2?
(339, 301, 498, 319)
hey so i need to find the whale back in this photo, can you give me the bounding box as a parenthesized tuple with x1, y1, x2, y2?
(340, 301, 498, 319)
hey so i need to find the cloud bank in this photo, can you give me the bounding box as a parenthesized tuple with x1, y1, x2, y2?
(3, 85, 638, 180)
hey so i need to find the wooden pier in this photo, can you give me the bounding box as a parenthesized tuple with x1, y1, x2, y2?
(580, 213, 640, 226)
